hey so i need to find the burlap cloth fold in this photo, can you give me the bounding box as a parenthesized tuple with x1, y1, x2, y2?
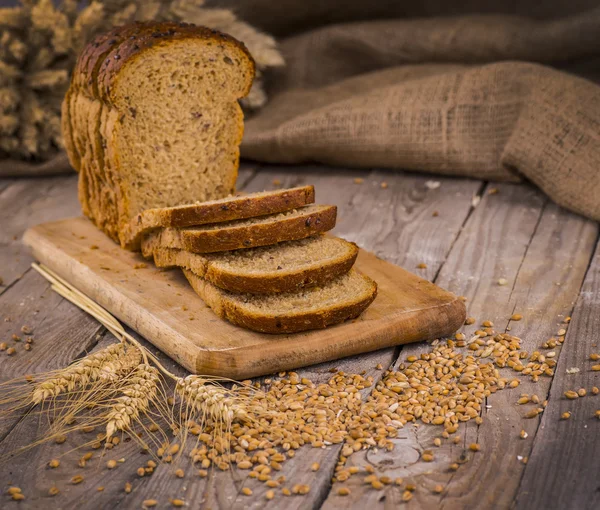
(4, 1, 599, 221)
(240, 3, 600, 221)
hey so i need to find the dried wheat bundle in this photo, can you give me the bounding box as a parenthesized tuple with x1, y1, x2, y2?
(0, 0, 107, 160)
(0, 262, 259, 466)
(0, 0, 282, 163)
(105, 363, 161, 438)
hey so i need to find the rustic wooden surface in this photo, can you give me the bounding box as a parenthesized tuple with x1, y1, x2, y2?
(0, 164, 598, 510)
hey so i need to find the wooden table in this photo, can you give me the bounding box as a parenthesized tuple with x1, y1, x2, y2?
(1, 163, 599, 509)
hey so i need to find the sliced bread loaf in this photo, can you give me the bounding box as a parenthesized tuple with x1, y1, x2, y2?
(183, 268, 377, 333)
(148, 204, 337, 254)
(122, 185, 315, 250)
(143, 235, 358, 294)
(62, 22, 256, 247)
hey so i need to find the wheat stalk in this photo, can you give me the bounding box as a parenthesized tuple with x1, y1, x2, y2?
(31, 343, 127, 404)
(176, 375, 248, 425)
(105, 364, 160, 439)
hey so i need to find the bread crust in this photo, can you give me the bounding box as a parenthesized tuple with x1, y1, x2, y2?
(62, 21, 256, 246)
(206, 249, 357, 294)
(95, 22, 255, 103)
(157, 205, 337, 253)
(183, 268, 378, 334)
(147, 237, 358, 294)
(123, 186, 316, 250)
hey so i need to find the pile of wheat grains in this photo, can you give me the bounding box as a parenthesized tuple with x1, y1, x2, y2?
(6, 314, 599, 505)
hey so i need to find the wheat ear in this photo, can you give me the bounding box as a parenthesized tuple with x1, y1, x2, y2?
(176, 375, 248, 425)
(31, 343, 126, 404)
(105, 364, 160, 439)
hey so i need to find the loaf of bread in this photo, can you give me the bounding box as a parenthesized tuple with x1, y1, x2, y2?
(142, 235, 358, 294)
(147, 204, 337, 254)
(62, 21, 255, 247)
(123, 186, 315, 250)
(183, 268, 377, 333)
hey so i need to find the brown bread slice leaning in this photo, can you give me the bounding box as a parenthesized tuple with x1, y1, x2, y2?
(62, 22, 255, 247)
(183, 268, 377, 333)
(142, 235, 358, 294)
(148, 204, 337, 254)
(122, 185, 315, 250)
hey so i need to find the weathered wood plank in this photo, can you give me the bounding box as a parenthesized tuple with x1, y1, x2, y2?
(0, 166, 477, 509)
(0, 176, 81, 296)
(237, 160, 261, 189)
(0, 270, 107, 443)
(515, 239, 600, 510)
(321, 184, 598, 510)
(198, 166, 481, 509)
(0, 163, 258, 297)
(0, 331, 187, 510)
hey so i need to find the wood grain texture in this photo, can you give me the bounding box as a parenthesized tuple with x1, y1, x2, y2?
(320, 183, 599, 510)
(0, 163, 264, 508)
(200, 167, 483, 509)
(13, 167, 478, 510)
(22, 215, 465, 379)
(515, 240, 600, 510)
(0, 270, 105, 441)
(244, 167, 483, 279)
(0, 176, 81, 295)
(3, 164, 596, 509)
(0, 331, 193, 510)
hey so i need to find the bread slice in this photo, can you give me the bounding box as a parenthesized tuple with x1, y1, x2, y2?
(143, 235, 358, 294)
(148, 204, 337, 254)
(62, 22, 256, 247)
(122, 185, 315, 250)
(183, 268, 377, 333)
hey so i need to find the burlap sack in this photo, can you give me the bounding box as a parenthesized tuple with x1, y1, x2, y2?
(241, 5, 600, 221)
(4, 1, 600, 221)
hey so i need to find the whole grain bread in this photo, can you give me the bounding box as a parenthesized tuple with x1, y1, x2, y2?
(183, 268, 377, 333)
(149, 204, 337, 254)
(123, 185, 315, 250)
(143, 235, 358, 294)
(62, 22, 255, 247)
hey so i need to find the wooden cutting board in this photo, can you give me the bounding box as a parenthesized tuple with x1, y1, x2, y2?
(23, 217, 466, 379)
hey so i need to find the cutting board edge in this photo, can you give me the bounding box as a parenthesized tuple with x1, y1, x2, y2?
(200, 296, 467, 379)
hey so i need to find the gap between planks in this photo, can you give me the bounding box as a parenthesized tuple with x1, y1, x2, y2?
(318, 184, 598, 510)
(0, 166, 481, 509)
(514, 236, 600, 510)
(185, 166, 483, 510)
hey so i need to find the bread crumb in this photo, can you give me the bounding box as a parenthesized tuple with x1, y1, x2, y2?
(432, 211, 439, 217)
(133, 263, 147, 269)
(272, 179, 281, 186)
(380, 182, 388, 189)
(498, 278, 508, 286)
(353, 178, 364, 184)
(90, 245, 99, 250)
(488, 188, 499, 195)
(417, 263, 427, 269)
